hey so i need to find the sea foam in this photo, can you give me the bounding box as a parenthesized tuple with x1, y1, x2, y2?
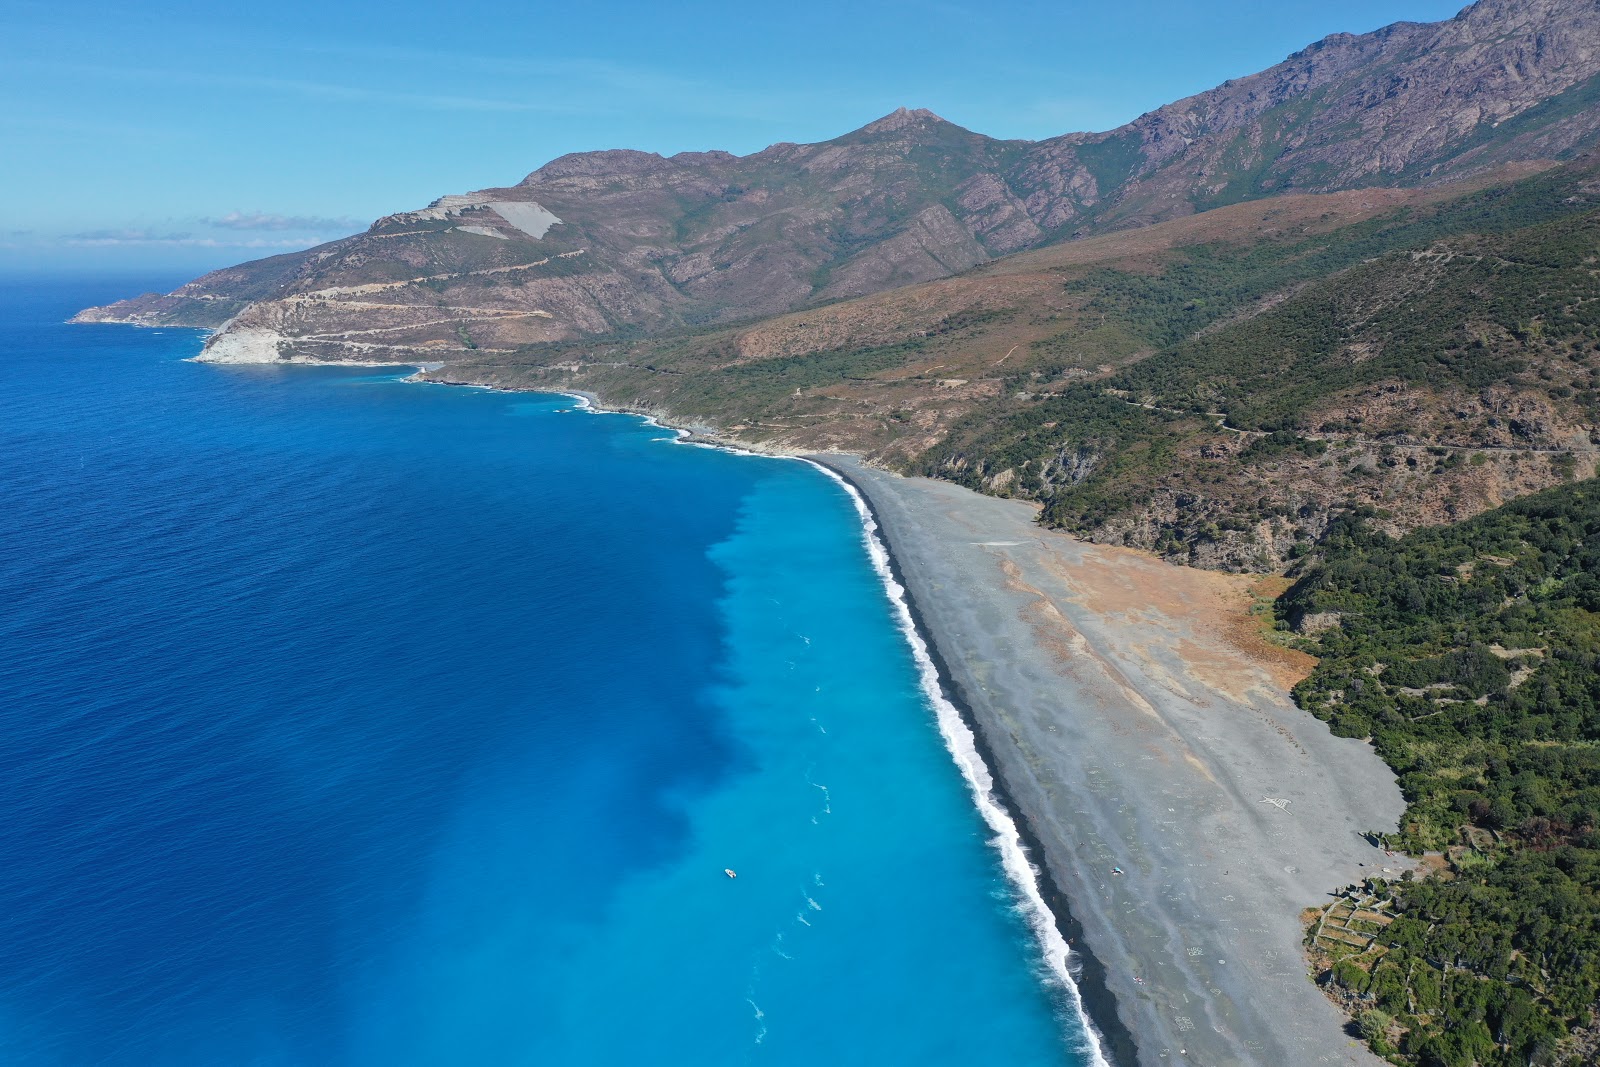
(807, 462, 1113, 1067)
(567, 388, 1109, 1061)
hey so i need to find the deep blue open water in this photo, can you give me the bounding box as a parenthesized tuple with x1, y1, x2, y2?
(0, 278, 1096, 1065)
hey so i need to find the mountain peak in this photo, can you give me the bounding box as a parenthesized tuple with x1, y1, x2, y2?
(860, 107, 948, 134)
(521, 148, 672, 184)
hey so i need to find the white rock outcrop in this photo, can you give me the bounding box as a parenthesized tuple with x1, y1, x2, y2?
(197, 327, 286, 363)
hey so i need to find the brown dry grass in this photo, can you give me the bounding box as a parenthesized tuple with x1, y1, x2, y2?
(1032, 538, 1316, 696)
(726, 185, 1473, 370)
(1224, 576, 1318, 689)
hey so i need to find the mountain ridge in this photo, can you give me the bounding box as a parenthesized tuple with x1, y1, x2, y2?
(408, 151, 1600, 574)
(77, 0, 1600, 356)
(68, 0, 1600, 577)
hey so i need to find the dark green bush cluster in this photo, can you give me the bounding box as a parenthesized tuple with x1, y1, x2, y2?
(1282, 480, 1600, 1063)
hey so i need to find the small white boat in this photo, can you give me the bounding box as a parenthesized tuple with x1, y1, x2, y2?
(724, 868, 738, 879)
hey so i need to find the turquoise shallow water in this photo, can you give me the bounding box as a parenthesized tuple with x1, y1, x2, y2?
(0, 278, 1097, 1065)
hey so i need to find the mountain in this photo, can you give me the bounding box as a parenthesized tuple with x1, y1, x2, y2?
(72, 0, 1600, 573)
(74, 108, 1041, 358)
(78, 0, 1600, 367)
(927, 157, 1600, 569)
(1019, 0, 1600, 229)
(412, 150, 1600, 572)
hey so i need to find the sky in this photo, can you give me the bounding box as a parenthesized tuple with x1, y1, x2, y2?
(2, 0, 1471, 273)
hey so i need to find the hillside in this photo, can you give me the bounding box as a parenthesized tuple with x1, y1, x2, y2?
(1023, 0, 1600, 229)
(924, 156, 1600, 568)
(78, 0, 1600, 366)
(1280, 479, 1600, 1066)
(418, 153, 1599, 569)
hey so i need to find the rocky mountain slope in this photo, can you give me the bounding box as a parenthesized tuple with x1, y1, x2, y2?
(74, 109, 1040, 356)
(424, 152, 1600, 571)
(79, 0, 1600, 368)
(1021, 0, 1600, 229)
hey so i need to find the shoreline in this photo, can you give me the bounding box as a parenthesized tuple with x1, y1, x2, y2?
(812, 457, 1133, 1067)
(418, 376, 1129, 1060)
(452, 381, 1129, 1062)
(123, 345, 1400, 1063)
(816, 457, 1407, 1067)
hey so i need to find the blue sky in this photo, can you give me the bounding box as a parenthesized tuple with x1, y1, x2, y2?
(3, 0, 1469, 272)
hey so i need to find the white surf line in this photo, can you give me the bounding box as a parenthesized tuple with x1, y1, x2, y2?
(482, 393, 1109, 1059)
(546, 393, 1106, 1062)
(807, 461, 1114, 1067)
(562, 392, 789, 457)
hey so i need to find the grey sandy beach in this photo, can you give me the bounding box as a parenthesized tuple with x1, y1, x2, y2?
(818, 456, 1408, 1067)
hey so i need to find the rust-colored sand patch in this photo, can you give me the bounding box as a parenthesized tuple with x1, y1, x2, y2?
(1223, 575, 1317, 690)
(999, 557, 1170, 730)
(1039, 541, 1314, 692)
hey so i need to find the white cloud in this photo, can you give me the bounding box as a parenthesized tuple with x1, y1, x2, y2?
(206, 211, 362, 232)
(18, 59, 579, 115)
(64, 228, 318, 249)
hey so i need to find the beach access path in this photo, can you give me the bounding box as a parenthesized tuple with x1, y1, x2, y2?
(817, 457, 1405, 1067)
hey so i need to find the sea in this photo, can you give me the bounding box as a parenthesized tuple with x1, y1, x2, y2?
(0, 277, 1099, 1066)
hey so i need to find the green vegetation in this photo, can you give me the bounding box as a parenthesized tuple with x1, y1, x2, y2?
(1280, 481, 1600, 1065)
(1074, 130, 1145, 200)
(1117, 210, 1600, 432)
(694, 339, 928, 409)
(1073, 159, 1600, 361)
(920, 157, 1600, 566)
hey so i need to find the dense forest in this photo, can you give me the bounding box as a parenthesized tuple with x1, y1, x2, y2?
(1279, 480, 1600, 1066)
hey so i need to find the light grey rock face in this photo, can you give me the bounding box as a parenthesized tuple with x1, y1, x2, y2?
(954, 171, 1046, 253)
(1295, 611, 1346, 635)
(488, 202, 561, 240)
(197, 326, 286, 363)
(822, 456, 1406, 1067)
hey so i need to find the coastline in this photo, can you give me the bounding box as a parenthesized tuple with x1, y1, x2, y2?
(571, 391, 1127, 1062)
(452, 382, 1122, 1061)
(813, 458, 1133, 1067)
(814, 457, 1408, 1067)
(417, 374, 1130, 1062)
(104, 340, 1399, 1063)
